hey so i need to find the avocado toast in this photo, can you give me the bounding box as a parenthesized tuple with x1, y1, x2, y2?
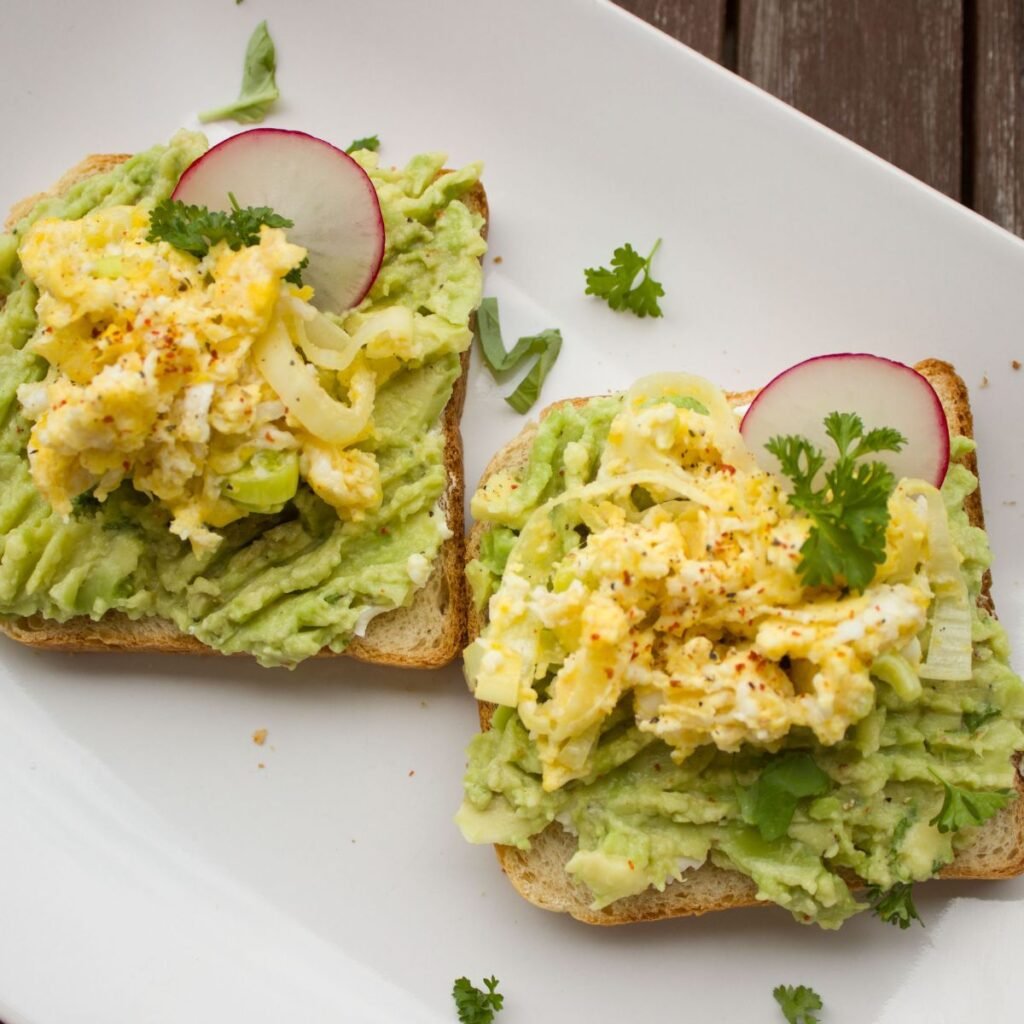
(458, 361, 1024, 926)
(0, 132, 487, 668)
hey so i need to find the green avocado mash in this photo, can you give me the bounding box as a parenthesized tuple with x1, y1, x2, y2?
(0, 131, 485, 667)
(458, 401, 1024, 928)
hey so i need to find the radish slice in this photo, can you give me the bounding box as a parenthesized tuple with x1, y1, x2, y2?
(173, 129, 385, 313)
(740, 354, 950, 487)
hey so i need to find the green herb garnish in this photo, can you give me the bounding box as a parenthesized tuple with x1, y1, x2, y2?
(346, 134, 380, 154)
(963, 706, 1000, 732)
(584, 239, 664, 318)
(929, 771, 1011, 833)
(773, 984, 823, 1024)
(737, 753, 831, 842)
(452, 976, 504, 1024)
(765, 412, 906, 590)
(476, 297, 562, 414)
(200, 20, 279, 124)
(866, 882, 923, 929)
(147, 197, 304, 284)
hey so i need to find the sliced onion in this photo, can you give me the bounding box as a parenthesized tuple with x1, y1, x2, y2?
(285, 297, 363, 372)
(253, 315, 374, 445)
(353, 306, 415, 356)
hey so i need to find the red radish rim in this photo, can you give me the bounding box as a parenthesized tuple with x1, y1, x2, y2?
(173, 128, 386, 310)
(740, 352, 950, 487)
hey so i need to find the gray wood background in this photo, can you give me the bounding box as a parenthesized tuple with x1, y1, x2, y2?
(614, 0, 1024, 238)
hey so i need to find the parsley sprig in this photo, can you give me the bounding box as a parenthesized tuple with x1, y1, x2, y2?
(766, 412, 907, 591)
(147, 196, 305, 285)
(584, 239, 664, 318)
(866, 882, 923, 929)
(929, 771, 1011, 833)
(452, 976, 504, 1024)
(773, 984, 823, 1023)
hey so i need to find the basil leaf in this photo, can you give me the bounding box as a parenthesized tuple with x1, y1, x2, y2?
(738, 753, 831, 842)
(199, 21, 280, 124)
(505, 331, 562, 414)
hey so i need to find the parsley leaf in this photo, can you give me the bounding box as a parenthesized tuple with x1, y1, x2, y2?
(584, 239, 664, 318)
(199, 20, 280, 124)
(147, 199, 305, 284)
(765, 412, 906, 590)
(963, 706, 1000, 732)
(346, 134, 380, 154)
(866, 882, 923, 929)
(283, 255, 309, 286)
(475, 297, 562, 413)
(773, 984, 823, 1024)
(929, 771, 1011, 833)
(452, 976, 504, 1024)
(737, 753, 831, 842)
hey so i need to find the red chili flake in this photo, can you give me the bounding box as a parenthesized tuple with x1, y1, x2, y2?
(627, 860, 635, 871)
(623, 571, 632, 586)
(102, 415, 114, 423)
(380, 527, 390, 535)
(721, 463, 736, 475)
(604, 668, 614, 679)
(591, 633, 600, 642)
(264, 432, 273, 442)
(122, 461, 130, 471)
(408, 770, 415, 777)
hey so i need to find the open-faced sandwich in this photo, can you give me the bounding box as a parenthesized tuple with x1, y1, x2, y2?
(457, 355, 1024, 928)
(0, 129, 487, 668)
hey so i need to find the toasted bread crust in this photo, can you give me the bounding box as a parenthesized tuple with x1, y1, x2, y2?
(467, 361, 1024, 923)
(0, 153, 488, 669)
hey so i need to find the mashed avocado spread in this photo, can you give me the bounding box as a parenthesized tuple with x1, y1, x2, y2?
(0, 131, 485, 667)
(458, 379, 1024, 928)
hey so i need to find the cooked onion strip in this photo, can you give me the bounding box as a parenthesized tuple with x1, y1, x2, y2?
(254, 314, 374, 445)
(285, 297, 363, 372)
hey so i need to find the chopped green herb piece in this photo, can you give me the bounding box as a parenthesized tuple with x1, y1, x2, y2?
(452, 976, 504, 1024)
(475, 297, 562, 413)
(200, 20, 280, 124)
(773, 984, 823, 1024)
(866, 882, 923, 929)
(737, 752, 831, 841)
(963, 706, 1000, 732)
(346, 135, 380, 154)
(765, 412, 906, 590)
(584, 238, 664, 318)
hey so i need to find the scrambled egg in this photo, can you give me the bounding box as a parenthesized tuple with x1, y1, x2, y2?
(15, 205, 414, 551)
(469, 374, 938, 791)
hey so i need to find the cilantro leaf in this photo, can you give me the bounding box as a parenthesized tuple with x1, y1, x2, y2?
(147, 199, 305, 285)
(929, 771, 1011, 833)
(199, 20, 280, 124)
(584, 239, 664, 318)
(866, 881, 923, 929)
(773, 984, 823, 1024)
(766, 411, 906, 591)
(737, 753, 831, 842)
(346, 134, 380, 154)
(475, 297, 562, 413)
(963, 706, 1000, 732)
(452, 976, 504, 1024)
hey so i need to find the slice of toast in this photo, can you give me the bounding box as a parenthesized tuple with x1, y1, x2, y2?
(466, 359, 1024, 923)
(0, 153, 488, 668)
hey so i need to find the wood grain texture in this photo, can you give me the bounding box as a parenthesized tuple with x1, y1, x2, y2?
(737, 0, 964, 199)
(972, 0, 1024, 236)
(612, 0, 727, 61)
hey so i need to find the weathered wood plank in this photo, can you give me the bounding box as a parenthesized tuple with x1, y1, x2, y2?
(612, 0, 727, 63)
(738, 0, 963, 199)
(972, 0, 1024, 237)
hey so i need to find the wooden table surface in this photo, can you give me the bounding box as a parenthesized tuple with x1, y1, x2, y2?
(613, 0, 1024, 239)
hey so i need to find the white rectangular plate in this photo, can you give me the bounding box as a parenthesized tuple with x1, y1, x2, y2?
(1, 1, 1022, 1021)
